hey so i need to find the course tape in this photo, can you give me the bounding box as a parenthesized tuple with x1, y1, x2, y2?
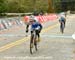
(24, 14, 58, 23)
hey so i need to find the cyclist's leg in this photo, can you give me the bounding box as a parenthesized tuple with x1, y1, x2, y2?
(30, 31, 34, 48)
(36, 30, 40, 42)
(38, 33, 40, 42)
(60, 22, 63, 33)
(63, 21, 65, 32)
(63, 20, 65, 28)
(61, 22, 64, 33)
(60, 22, 62, 30)
(64, 20, 66, 28)
(33, 30, 38, 45)
(32, 30, 38, 51)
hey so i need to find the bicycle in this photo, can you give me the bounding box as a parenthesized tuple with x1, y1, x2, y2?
(30, 29, 38, 54)
(60, 22, 65, 34)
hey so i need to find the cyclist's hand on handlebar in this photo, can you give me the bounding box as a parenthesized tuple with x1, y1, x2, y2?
(26, 29, 28, 33)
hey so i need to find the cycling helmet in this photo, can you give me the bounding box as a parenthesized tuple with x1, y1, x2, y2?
(29, 15, 38, 22)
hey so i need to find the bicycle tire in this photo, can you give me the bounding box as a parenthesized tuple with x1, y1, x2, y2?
(30, 30, 38, 54)
(30, 34, 34, 54)
(60, 22, 65, 34)
(30, 43, 33, 54)
(34, 37, 38, 51)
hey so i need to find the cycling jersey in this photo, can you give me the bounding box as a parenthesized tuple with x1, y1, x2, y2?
(26, 16, 42, 33)
(31, 22, 42, 31)
(59, 15, 66, 22)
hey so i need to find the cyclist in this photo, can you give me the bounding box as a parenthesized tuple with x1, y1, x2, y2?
(59, 14, 66, 27)
(26, 15, 43, 42)
(59, 14, 66, 33)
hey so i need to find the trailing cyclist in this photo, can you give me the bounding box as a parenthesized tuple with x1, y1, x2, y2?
(59, 14, 66, 33)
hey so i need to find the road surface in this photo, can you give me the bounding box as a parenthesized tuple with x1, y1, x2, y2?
(0, 14, 75, 60)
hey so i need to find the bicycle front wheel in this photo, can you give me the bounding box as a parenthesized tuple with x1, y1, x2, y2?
(60, 23, 65, 34)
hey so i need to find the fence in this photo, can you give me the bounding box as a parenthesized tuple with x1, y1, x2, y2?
(0, 14, 58, 31)
(24, 14, 58, 23)
(0, 17, 24, 31)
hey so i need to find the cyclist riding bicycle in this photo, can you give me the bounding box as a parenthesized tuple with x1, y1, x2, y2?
(59, 14, 66, 27)
(26, 15, 43, 42)
(59, 14, 66, 33)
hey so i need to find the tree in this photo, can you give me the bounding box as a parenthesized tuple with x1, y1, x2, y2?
(0, 0, 7, 13)
(48, 0, 54, 13)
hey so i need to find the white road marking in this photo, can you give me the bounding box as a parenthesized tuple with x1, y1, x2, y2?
(41, 34, 72, 39)
(72, 33, 75, 40)
(3, 56, 53, 60)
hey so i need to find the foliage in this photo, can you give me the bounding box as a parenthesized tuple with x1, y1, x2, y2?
(0, 0, 49, 13)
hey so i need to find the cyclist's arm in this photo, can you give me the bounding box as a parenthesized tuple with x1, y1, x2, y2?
(26, 24, 29, 33)
(64, 18, 66, 22)
(39, 23, 43, 31)
(59, 19, 61, 23)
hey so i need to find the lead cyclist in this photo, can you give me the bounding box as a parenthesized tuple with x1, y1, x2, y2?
(26, 15, 43, 42)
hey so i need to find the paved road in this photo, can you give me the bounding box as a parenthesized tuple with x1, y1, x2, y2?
(0, 14, 75, 60)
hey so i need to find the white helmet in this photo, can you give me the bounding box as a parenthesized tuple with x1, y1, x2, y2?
(29, 15, 38, 22)
(59, 12, 65, 18)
